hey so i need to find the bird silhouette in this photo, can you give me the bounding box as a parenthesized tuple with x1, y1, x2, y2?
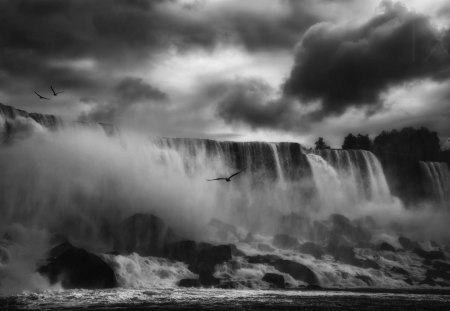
(50, 86, 64, 96)
(34, 91, 50, 100)
(207, 169, 246, 182)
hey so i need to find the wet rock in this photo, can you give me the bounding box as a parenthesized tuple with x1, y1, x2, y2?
(116, 213, 177, 256)
(357, 259, 380, 270)
(432, 260, 450, 271)
(398, 236, 420, 251)
(262, 273, 285, 289)
(326, 240, 355, 263)
(326, 240, 379, 269)
(164, 240, 198, 263)
(179, 278, 201, 287)
(39, 243, 117, 289)
(305, 284, 323, 290)
(245, 255, 319, 286)
(420, 277, 436, 286)
(378, 242, 396, 252)
(425, 268, 450, 281)
(353, 216, 377, 231)
(272, 234, 300, 249)
(328, 214, 371, 247)
(246, 254, 281, 264)
(228, 244, 246, 257)
(311, 220, 329, 242)
(355, 274, 374, 286)
(414, 248, 445, 260)
(165, 241, 232, 287)
(278, 213, 312, 239)
(390, 267, 409, 277)
(209, 218, 240, 241)
(0, 245, 9, 264)
(257, 243, 275, 252)
(298, 242, 324, 258)
(273, 259, 319, 285)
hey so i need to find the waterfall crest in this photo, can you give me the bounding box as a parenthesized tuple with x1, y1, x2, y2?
(419, 161, 450, 208)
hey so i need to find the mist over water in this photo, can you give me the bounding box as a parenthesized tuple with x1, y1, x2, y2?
(1, 112, 450, 294)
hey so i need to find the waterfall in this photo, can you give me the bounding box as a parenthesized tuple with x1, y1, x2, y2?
(419, 161, 450, 208)
(314, 149, 393, 203)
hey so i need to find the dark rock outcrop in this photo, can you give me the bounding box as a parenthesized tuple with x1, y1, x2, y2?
(272, 234, 300, 249)
(273, 260, 319, 285)
(115, 213, 177, 256)
(39, 243, 117, 289)
(328, 214, 371, 247)
(378, 242, 396, 252)
(164, 241, 232, 287)
(390, 267, 409, 277)
(355, 274, 374, 286)
(179, 278, 201, 288)
(262, 273, 285, 289)
(278, 213, 313, 239)
(414, 248, 445, 260)
(326, 240, 379, 269)
(398, 236, 420, 251)
(209, 218, 240, 241)
(299, 242, 324, 258)
(245, 255, 319, 286)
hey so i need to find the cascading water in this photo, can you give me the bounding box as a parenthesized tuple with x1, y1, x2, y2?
(2, 103, 450, 294)
(419, 161, 450, 208)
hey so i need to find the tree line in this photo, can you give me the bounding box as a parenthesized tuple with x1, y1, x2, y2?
(314, 127, 449, 163)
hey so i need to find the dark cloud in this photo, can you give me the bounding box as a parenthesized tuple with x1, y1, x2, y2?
(216, 78, 299, 130)
(284, 1, 450, 119)
(0, 0, 322, 108)
(79, 77, 167, 123)
(115, 77, 168, 103)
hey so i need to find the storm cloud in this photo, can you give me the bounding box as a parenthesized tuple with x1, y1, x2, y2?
(284, 1, 450, 119)
(1, 0, 449, 144)
(216, 79, 299, 129)
(79, 77, 167, 123)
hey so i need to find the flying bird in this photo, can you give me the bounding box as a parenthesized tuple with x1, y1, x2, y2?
(34, 91, 50, 100)
(207, 169, 246, 182)
(50, 86, 64, 96)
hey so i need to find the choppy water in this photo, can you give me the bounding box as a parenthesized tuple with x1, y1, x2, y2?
(2, 289, 450, 311)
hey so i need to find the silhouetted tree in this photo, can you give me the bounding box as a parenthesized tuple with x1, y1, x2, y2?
(356, 134, 372, 151)
(342, 134, 357, 149)
(315, 137, 330, 150)
(342, 133, 372, 150)
(373, 127, 441, 161)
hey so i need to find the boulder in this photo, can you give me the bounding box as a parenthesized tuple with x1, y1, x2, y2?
(398, 236, 420, 251)
(116, 213, 177, 256)
(246, 254, 281, 264)
(273, 259, 319, 285)
(179, 278, 201, 288)
(272, 234, 300, 249)
(165, 241, 232, 287)
(164, 240, 198, 263)
(209, 218, 240, 241)
(245, 255, 319, 286)
(262, 273, 285, 289)
(305, 284, 323, 290)
(278, 213, 312, 239)
(39, 243, 117, 289)
(378, 242, 396, 252)
(299, 242, 324, 258)
(355, 274, 374, 286)
(414, 248, 445, 260)
(390, 267, 409, 277)
(257, 243, 275, 252)
(328, 214, 371, 247)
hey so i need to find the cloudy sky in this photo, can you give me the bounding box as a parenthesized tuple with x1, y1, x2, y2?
(1, 0, 449, 147)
